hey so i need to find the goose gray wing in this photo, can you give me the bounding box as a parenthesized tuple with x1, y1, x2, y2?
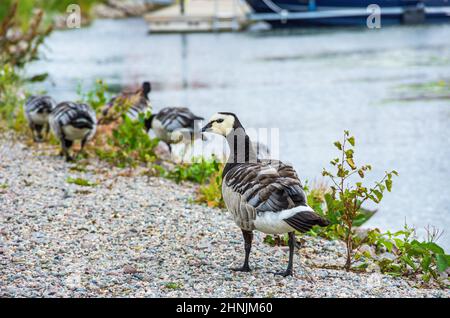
(156, 107, 203, 133)
(223, 160, 329, 232)
(50, 102, 97, 139)
(225, 160, 307, 212)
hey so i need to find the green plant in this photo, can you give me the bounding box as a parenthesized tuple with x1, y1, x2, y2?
(321, 131, 398, 271)
(99, 113, 159, 167)
(0, 0, 105, 27)
(359, 224, 450, 285)
(195, 167, 225, 208)
(164, 157, 221, 184)
(164, 282, 183, 290)
(0, 2, 52, 69)
(77, 79, 110, 113)
(0, 64, 30, 135)
(66, 177, 97, 187)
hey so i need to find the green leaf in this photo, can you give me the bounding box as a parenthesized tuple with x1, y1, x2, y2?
(347, 158, 356, 170)
(348, 136, 355, 146)
(345, 149, 354, 158)
(421, 255, 431, 272)
(383, 240, 393, 252)
(385, 179, 392, 192)
(422, 242, 445, 255)
(401, 255, 417, 270)
(334, 141, 342, 150)
(373, 190, 383, 202)
(436, 254, 449, 272)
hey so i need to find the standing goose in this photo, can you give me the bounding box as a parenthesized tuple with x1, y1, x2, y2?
(144, 106, 204, 155)
(201, 112, 329, 276)
(25, 95, 56, 142)
(50, 102, 97, 161)
(101, 81, 152, 121)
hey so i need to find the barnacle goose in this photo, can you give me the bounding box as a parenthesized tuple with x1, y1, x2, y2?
(25, 95, 56, 142)
(201, 112, 329, 276)
(144, 107, 204, 155)
(101, 81, 152, 121)
(49, 102, 97, 161)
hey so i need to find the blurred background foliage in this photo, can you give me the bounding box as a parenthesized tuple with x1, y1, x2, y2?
(0, 0, 105, 27)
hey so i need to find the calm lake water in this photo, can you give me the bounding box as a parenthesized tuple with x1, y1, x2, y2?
(28, 19, 450, 249)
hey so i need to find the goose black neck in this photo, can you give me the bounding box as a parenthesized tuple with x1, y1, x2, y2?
(142, 82, 151, 100)
(222, 125, 257, 179)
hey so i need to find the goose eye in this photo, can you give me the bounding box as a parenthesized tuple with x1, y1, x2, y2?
(216, 119, 224, 123)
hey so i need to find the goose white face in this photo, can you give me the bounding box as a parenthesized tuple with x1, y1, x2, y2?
(201, 113, 235, 137)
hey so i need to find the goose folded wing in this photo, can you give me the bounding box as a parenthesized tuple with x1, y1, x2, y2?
(226, 161, 307, 213)
(159, 108, 203, 132)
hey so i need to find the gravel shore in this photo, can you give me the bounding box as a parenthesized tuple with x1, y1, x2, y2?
(0, 136, 448, 298)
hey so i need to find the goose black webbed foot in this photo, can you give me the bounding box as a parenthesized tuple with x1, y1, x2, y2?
(273, 269, 293, 277)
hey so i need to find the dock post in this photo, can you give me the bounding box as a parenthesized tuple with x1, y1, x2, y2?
(232, 0, 238, 31)
(213, 0, 218, 32)
(308, 0, 316, 11)
(180, 0, 185, 15)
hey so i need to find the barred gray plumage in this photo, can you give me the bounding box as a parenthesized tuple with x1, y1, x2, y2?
(25, 95, 56, 142)
(201, 112, 329, 276)
(144, 107, 204, 154)
(49, 101, 97, 161)
(101, 81, 152, 121)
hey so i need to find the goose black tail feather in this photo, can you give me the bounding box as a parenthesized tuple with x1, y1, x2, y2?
(284, 211, 330, 233)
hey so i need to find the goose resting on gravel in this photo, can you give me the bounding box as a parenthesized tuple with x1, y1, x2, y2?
(201, 112, 329, 276)
(50, 102, 97, 162)
(25, 95, 56, 142)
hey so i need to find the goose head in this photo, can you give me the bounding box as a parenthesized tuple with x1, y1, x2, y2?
(201, 112, 243, 137)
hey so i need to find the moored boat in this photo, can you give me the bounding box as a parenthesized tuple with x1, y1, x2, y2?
(245, 0, 450, 27)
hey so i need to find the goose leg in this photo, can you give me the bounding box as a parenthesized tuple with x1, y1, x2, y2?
(45, 123, 50, 140)
(275, 231, 295, 277)
(76, 136, 88, 159)
(35, 125, 44, 142)
(29, 123, 37, 142)
(61, 139, 73, 162)
(232, 229, 253, 272)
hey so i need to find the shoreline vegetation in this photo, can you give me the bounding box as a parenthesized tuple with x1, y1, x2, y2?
(1, 1, 449, 295)
(0, 0, 167, 29)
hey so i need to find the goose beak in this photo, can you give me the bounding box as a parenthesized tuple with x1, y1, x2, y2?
(201, 122, 212, 133)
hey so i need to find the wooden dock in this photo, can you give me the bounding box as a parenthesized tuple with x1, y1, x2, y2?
(144, 0, 251, 33)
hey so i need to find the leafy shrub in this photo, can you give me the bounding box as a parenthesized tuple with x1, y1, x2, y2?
(96, 113, 159, 168)
(0, 0, 105, 27)
(321, 131, 398, 271)
(0, 64, 29, 135)
(77, 79, 110, 113)
(362, 225, 449, 283)
(163, 157, 221, 184)
(195, 167, 225, 208)
(0, 2, 52, 69)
